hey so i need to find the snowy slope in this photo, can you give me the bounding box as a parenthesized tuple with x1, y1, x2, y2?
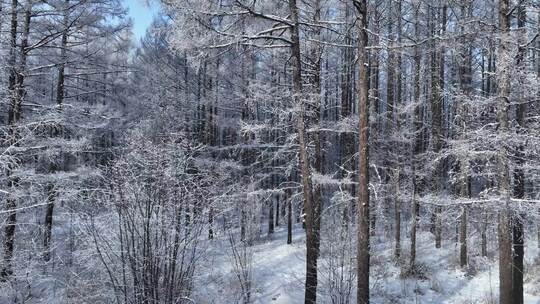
(195, 224, 540, 304)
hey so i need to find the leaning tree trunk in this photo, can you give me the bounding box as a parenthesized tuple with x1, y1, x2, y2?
(353, 1, 370, 303)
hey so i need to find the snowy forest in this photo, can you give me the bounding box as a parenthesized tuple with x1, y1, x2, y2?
(0, 0, 539, 303)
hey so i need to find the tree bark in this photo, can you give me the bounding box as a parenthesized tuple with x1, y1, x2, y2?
(511, 2, 526, 302)
(382, 3, 396, 239)
(1, 0, 19, 281)
(2, 0, 31, 280)
(311, 0, 323, 263)
(496, 0, 512, 303)
(288, 1, 319, 303)
(457, 1, 472, 268)
(431, 4, 446, 250)
(353, 1, 370, 303)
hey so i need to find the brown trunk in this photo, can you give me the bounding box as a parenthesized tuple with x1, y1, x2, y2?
(288, 1, 319, 303)
(496, 0, 512, 303)
(311, 0, 323, 262)
(353, 1, 370, 303)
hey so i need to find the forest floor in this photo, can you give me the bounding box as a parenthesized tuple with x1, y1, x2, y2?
(198, 224, 540, 304)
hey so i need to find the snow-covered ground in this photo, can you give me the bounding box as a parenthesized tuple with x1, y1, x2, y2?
(196, 224, 540, 303)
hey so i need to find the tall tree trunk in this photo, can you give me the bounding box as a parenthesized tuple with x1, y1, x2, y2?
(431, 3, 446, 249)
(311, 0, 323, 263)
(1, 0, 20, 281)
(457, 1, 472, 268)
(341, 1, 356, 224)
(2, 0, 31, 280)
(496, 0, 512, 303)
(383, 2, 395, 239)
(410, 0, 422, 269)
(393, 0, 403, 261)
(43, 0, 69, 263)
(288, 1, 319, 303)
(353, 1, 370, 303)
(511, 2, 526, 302)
